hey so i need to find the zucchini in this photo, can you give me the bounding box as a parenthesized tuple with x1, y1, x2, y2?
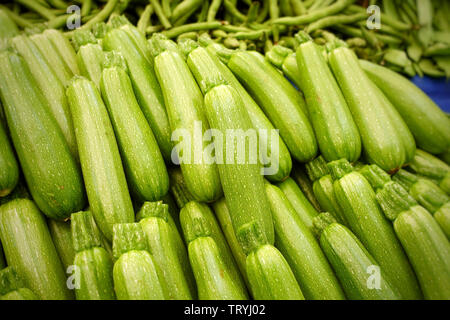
(11, 35, 78, 158)
(150, 37, 222, 203)
(43, 29, 79, 76)
(265, 45, 302, 89)
(237, 222, 304, 300)
(373, 177, 450, 299)
(0, 267, 39, 300)
(137, 201, 194, 300)
(67, 76, 134, 240)
(112, 223, 168, 300)
(0, 8, 19, 41)
(71, 211, 115, 300)
(103, 28, 172, 160)
(409, 149, 450, 195)
(100, 52, 169, 202)
(0, 199, 73, 300)
(276, 177, 318, 230)
(72, 29, 105, 89)
(265, 184, 345, 300)
(0, 120, 18, 197)
(329, 46, 415, 172)
(330, 159, 422, 299)
(0, 51, 86, 220)
(181, 201, 246, 292)
(168, 166, 195, 209)
(0, 241, 5, 269)
(291, 164, 322, 212)
(180, 203, 248, 300)
(48, 219, 75, 271)
(295, 32, 361, 162)
(184, 39, 292, 182)
(212, 198, 249, 286)
(217, 49, 318, 163)
(315, 218, 402, 300)
(203, 84, 275, 245)
(360, 59, 450, 155)
(305, 156, 347, 224)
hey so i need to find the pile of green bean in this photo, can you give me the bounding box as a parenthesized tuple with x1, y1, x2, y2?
(1, 0, 449, 78)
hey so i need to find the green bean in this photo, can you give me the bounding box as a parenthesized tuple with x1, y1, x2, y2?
(224, 0, 236, 22)
(74, 0, 118, 30)
(280, 0, 294, 16)
(223, 36, 240, 48)
(223, 0, 246, 22)
(406, 38, 423, 62)
(257, 0, 270, 23)
(47, 0, 68, 10)
(207, 0, 222, 22)
(419, 58, 446, 77)
(290, 0, 306, 16)
(146, 24, 164, 35)
(177, 31, 198, 41)
(220, 24, 253, 33)
(150, 0, 172, 29)
(434, 56, 450, 78)
(382, 0, 399, 20)
(16, 0, 56, 20)
(273, 0, 355, 26)
(308, 0, 326, 12)
(307, 12, 366, 33)
(424, 42, 450, 56)
(197, 1, 209, 22)
(245, 2, 260, 25)
(162, 21, 222, 38)
(269, 0, 280, 41)
(332, 24, 403, 46)
(416, 0, 434, 48)
(0, 5, 33, 28)
(348, 4, 412, 30)
(401, 0, 418, 25)
(211, 29, 228, 38)
(81, 0, 93, 17)
(47, 14, 75, 29)
(137, 4, 153, 34)
(162, 0, 172, 18)
(171, 0, 203, 23)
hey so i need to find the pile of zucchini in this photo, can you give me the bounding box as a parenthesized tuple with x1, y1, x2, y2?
(0, 1, 449, 301)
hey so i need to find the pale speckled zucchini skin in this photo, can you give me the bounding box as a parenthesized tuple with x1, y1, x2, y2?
(0, 121, 18, 198)
(77, 43, 105, 90)
(67, 77, 134, 240)
(153, 49, 222, 203)
(394, 206, 450, 300)
(43, 29, 79, 76)
(360, 60, 450, 155)
(296, 40, 361, 163)
(333, 171, 422, 299)
(74, 248, 115, 300)
(265, 184, 345, 300)
(203, 84, 275, 245)
(0, 199, 73, 300)
(103, 29, 172, 160)
(329, 47, 415, 172)
(0, 51, 86, 219)
(320, 223, 402, 300)
(0, 288, 39, 300)
(188, 44, 292, 182)
(48, 219, 75, 271)
(224, 51, 318, 163)
(101, 65, 169, 202)
(113, 250, 167, 300)
(11, 35, 78, 158)
(246, 244, 305, 300)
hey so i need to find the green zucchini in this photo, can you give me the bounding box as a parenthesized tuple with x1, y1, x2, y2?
(0, 8, 19, 42)
(360, 59, 450, 155)
(43, 29, 79, 76)
(67, 76, 134, 240)
(237, 222, 304, 300)
(212, 198, 249, 286)
(180, 203, 248, 300)
(409, 149, 450, 195)
(315, 219, 402, 300)
(137, 201, 194, 300)
(48, 219, 75, 271)
(168, 166, 196, 209)
(305, 156, 347, 224)
(103, 28, 172, 160)
(330, 159, 422, 299)
(291, 164, 322, 212)
(218, 49, 318, 163)
(203, 84, 275, 245)
(72, 29, 105, 89)
(112, 223, 168, 300)
(295, 32, 361, 163)
(329, 46, 415, 172)
(439, 148, 450, 166)
(276, 177, 319, 230)
(184, 39, 292, 182)
(0, 199, 73, 300)
(0, 51, 85, 220)
(11, 35, 78, 158)
(265, 184, 345, 300)
(0, 241, 5, 269)
(0, 267, 39, 300)
(265, 45, 302, 89)
(100, 52, 169, 202)
(150, 37, 222, 203)
(71, 211, 115, 300)
(0, 121, 18, 197)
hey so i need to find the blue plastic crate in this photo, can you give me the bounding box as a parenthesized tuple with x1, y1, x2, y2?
(411, 76, 450, 113)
